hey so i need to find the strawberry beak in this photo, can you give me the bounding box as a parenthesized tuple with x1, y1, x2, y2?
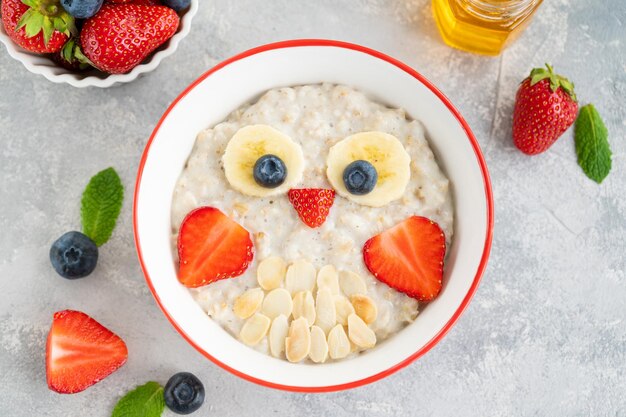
(287, 188, 336, 228)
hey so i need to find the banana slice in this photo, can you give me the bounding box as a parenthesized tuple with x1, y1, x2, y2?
(326, 131, 410, 207)
(223, 124, 304, 197)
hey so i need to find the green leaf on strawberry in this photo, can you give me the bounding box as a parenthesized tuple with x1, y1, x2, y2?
(529, 63, 577, 101)
(575, 104, 612, 183)
(2, 0, 76, 53)
(14, 0, 76, 44)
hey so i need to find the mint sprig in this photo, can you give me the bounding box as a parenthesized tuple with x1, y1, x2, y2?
(112, 381, 165, 417)
(81, 167, 124, 246)
(574, 104, 612, 183)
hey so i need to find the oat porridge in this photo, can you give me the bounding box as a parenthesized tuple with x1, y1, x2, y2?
(171, 83, 453, 363)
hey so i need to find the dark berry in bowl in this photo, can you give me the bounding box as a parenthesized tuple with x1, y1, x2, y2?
(343, 160, 378, 195)
(253, 154, 287, 188)
(162, 0, 190, 11)
(49, 231, 98, 279)
(61, 0, 104, 19)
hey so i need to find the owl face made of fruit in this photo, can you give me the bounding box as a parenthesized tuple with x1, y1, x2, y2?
(175, 123, 447, 302)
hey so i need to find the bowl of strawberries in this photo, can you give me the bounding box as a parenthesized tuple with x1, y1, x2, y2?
(0, 0, 198, 87)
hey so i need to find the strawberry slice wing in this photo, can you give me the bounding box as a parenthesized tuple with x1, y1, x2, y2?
(177, 207, 254, 288)
(363, 216, 446, 301)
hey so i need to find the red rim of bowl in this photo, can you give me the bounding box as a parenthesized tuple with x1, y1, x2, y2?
(133, 39, 494, 393)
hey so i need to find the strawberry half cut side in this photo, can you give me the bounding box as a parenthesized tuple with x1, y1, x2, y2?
(287, 188, 335, 228)
(46, 310, 128, 394)
(177, 206, 254, 288)
(363, 216, 446, 301)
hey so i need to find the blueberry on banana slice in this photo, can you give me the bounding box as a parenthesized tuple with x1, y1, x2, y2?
(343, 160, 377, 195)
(253, 154, 287, 188)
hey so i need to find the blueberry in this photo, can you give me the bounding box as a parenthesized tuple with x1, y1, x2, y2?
(162, 0, 191, 11)
(60, 0, 104, 19)
(49, 231, 98, 279)
(253, 154, 287, 188)
(343, 160, 378, 195)
(164, 372, 205, 415)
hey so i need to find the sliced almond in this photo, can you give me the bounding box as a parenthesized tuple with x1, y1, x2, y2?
(338, 270, 367, 297)
(262, 288, 293, 319)
(285, 317, 311, 363)
(309, 325, 329, 363)
(292, 291, 316, 326)
(350, 294, 378, 324)
(347, 313, 376, 349)
(327, 324, 350, 359)
(314, 288, 336, 334)
(233, 288, 264, 319)
(257, 256, 287, 291)
(334, 295, 356, 326)
(268, 314, 289, 358)
(316, 265, 340, 294)
(285, 259, 316, 295)
(350, 340, 360, 353)
(239, 313, 271, 346)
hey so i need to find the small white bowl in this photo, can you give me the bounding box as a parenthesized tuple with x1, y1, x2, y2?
(134, 40, 494, 392)
(0, 1, 198, 88)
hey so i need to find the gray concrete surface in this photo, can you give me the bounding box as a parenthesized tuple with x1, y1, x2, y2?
(1, 0, 625, 416)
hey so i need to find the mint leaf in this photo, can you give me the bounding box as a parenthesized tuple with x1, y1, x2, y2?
(574, 104, 612, 183)
(81, 167, 124, 246)
(112, 381, 165, 417)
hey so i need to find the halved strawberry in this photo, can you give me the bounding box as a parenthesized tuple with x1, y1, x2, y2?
(287, 188, 335, 228)
(46, 310, 128, 394)
(177, 207, 254, 288)
(363, 216, 446, 301)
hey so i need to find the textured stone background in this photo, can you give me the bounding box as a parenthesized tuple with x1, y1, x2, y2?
(1, 0, 624, 416)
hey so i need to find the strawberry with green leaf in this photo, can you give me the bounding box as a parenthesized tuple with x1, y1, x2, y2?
(1, 0, 76, 53)
(512, 63, 579, 155)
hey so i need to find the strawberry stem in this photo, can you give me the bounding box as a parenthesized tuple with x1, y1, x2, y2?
(528, 63, 577, 102)
(16, 0, 75, 46)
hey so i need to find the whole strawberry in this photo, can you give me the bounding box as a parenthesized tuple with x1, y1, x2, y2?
(1, 0, 76, 53)
(512, 64, 578, 155)
(80, 4, 179, 74)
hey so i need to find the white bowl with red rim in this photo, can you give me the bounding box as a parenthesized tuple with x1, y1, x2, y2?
(133, 39, 494, 392)
(0, 0, 198, 88)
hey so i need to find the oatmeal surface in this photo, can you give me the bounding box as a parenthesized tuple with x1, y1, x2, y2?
(171, 83, 454, 359)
